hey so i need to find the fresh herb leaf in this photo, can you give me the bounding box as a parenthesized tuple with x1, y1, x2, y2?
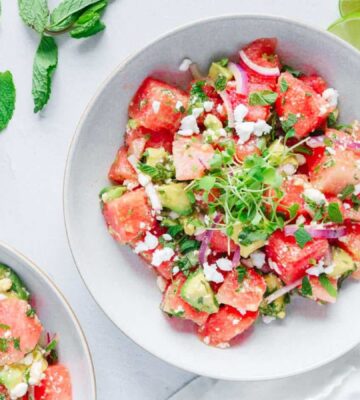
(327, 111, 338, 127)
(45, 338, 58, 352)
(198, 176, 216, 191)
(0, 338, 8, 352)
(217, 58, 229, 67)
(49, 0, 100, 28)
(13, 337, 21, 351)
(18, 0, 49, 33)
(236, 266, 247, 284)
(282, 65, 302, 77)
(327, 202, 343, 223)
(301, 276, 312, 296)
(280, 78, 288, 93)
(26, 307, 36, 318)
(214, 74, 227, 91)
(179, 238, 200, 254)
(190, 80, 207, 102)
(32, 36, 58, 113)
(294, 145, 313, 155)
(281, 113, 298, 132)
(284, 127, 296, 141)
(287, 204, 300, 219)
(318, 274, 337, 298)
(0, 71, 16, 132)
(137, 163, 158, 177)
(0, 324, 10, 330)
(248, 90, 278, 106)
(294, 227, 312, 248)
(339, 184, 355, 200)
(174, 251, 198, 276)
(167, 225, 183, 238)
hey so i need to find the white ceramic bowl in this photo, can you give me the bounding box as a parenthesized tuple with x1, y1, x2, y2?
(64, 15, 360, 380)
(0, 241, 96, 398)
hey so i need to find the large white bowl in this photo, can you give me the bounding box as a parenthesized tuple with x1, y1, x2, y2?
(64, 15, 360, 381)
(0, 242, 96, 398)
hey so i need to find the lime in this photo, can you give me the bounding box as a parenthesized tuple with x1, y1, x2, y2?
(328, 12, 360, 50)
(339, 0, 360, 16)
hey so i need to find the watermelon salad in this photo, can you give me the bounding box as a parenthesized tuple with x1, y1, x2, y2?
(0, 263, 71, 399)
(101, 38, 360, 348)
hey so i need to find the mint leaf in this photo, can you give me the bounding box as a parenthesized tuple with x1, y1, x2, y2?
(214, 75, 227, 92)
(318, 274, 337, 298)
(49, 0, 100, 27)
(282, 65, 302, 78)
(18, 0, 49, 33)
(287, 204, 300, 219)
(198, 176, 216, 191)
(280, 78, 288, 93)
(248, 90, 278, 106)
(32, 36, 58, 113)
(301, 276, 312, 297)
(281, 113, 298, 132)
(0, 71, 16, 132)
(217, 58, 228, 67)
(294, 227, 312, 248)
(69, 0, 107, 38)
(236, 266, 247, 283)
(327, 202, 343, 223)
(339, 184, 355, 200)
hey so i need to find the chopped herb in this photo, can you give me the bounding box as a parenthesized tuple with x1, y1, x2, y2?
(179, 238, 200, 254)
(0, 324, 10, 330)
(26, 307, 36, 318)
(339, 184, 355, 200)
(217, 58, 229, 67)
(282, 65, 302, 77)
(280, 78, 288, 93)
(190, 80, 207, 102)
(214, 74, 227, 91)
(287, 204, 300, 219)
(318, 274, 337, 298)
(0, 338, 8, 352)
(248, 90, 278, 106)
(198, 175, 216, 191)
(13, 337, 21, 351)
(236, 266, 247, 284)
(174, 251, 199, 276)
(281, 113, 298, 132)
(45, 338, 58, 352)
(327, 202, 343, 223)
(327, 111, 338, 127)
(301, 276, 312, 297)
(166, 225, 183, 238)
(294, 227, 313, 248)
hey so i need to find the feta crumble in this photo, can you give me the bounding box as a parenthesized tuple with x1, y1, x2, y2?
(306, 258, 334, 276)
(203, 101, 214, 112)
(152, 100, 160, 114)
(303, 188, 327, 205)
(134, 232, 159, 254)
(262, 315, 276, 324)
(178, 115, 200, 136)
(236, 121, 255, 144)
(216, 104, 224, 114)
(175, 100, 183, 111)
(152, 247, 175, 267)
(10, 383, 28, 399)
(203, 262, 224, 283)
(354, 184, 360, 196)
(322, 88, 339, 108)
(29, 360, 45, 385)
(253, 120, 272, 137)
(162, 234, 172, 241)
(216, 258, 233, 271)
(178, 58, 193, 71)
(326, 146, 336, 155)
(250, 251, 266, 269)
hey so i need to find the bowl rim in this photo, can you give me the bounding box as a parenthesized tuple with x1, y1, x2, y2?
(63, 13, 360, 381)
(0, 241, 97, 397)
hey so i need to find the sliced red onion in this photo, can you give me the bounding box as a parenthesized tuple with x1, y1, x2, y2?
(228, 62, 249, 95)
(240, 258, 253, 269)
(265, 278, 303, 304)
(239, 50, 280, 77)
(232, 246, 241, 267)
(189, 63, 204, 80)
(218, 90, 235, 127)
(284, 224, 347, 239)
(347, 141, 360, 151)
(307, 136, 325, 148)
(198, 214, 221, 265)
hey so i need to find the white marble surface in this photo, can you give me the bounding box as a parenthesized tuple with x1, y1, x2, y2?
(0, 0, 340, 399)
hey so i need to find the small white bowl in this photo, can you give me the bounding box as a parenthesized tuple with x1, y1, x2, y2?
(64, 15, 360, 380)
(0, 241, 96, 398)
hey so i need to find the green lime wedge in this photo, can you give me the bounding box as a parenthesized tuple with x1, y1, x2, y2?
(339, 0, 360, 16)
(328, 12, 360, 50)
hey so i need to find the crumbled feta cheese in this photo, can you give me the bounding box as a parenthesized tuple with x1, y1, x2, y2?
(306, 258, 334, 276)
(3, 330, 11, 339)
(10, 383, 28, 399)
(216, 258, 233, 271)
(29, 360, 45, 385)
(262, 315, 276, 324)
(232, 319, 240, 325)
(236, 122, 255, 144)
(162, 234, 172, 241)
(178, 58, 193, 71)
(253, 120, 272, 137)
(322, 88, 339, 108)
(203, 262, 224, 283)
(354, 184, 360, 196)
(152, 100, 160, 114)
(139, 222, 146, 229)
(21, 353, 33, 366)
(295, 154, 306, 166)
(146, 182, 163, 210)
(169, 211, 179, 220)
(326, 146, 336, 155)
(296, 215, 306, 225)
(268, 259, 281, 275)
(219, 128, 227, 137)
(138, 173, 151, 187)
(216, 342, 230, 349)
(203, 336, 210, 345)
(250, 251, 266, 269)
(175, 100, 183, 111)
(203, 101, 214, 112)
(234, 104, 248, 123)
(152, 247, 175, 267)
(0, 278, 12, 292)
(192, 107, 204, 118)
(216, 104, 224, 114)
(303, 188, 327, 205)
(343, 203, 351, 210)
(123, 179, 139, 190)
(178, 115, 199, 136)
(279, 163, 296, 176)
(156, 215, 163, 221)
(156, 276, 167, 293)
(319, 105, 328, 116)
(134, 232, 159, 254)
(203, 215, 210, 225)
(172, 266, 180, 274)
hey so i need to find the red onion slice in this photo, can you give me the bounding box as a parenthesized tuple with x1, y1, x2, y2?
(240, 258, 253, 269)
(232, 246, 241, 267)
(239, 50, 280, 77)
(218, 90, 235, 127)
(284, 224, 347, 239)
(228, 62, 249, 95)
(347, 141, 360, 151)
(307, 136, 325, 148)
(266, 278, 303, 304)
(198, 214, 222, 265)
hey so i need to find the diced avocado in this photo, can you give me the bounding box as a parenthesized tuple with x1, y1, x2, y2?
(208, 62, 233, 82)
(99, 186, 126, 203)
(0, 366, 25, 391)
(179, 215, 202, 236)
(204, 114, 223, 131)
(127, 119, 139, 129)
(157, 183, 193, 216)
(181, 269, 219, 313)
(328, 247, 356, 279)
(230, 223, 242, 244)
(0, 264, 29, 301)
(260, 273, 288, 319)
(268, 139, 288, 166)
(240, 240, 265, 258)
(145, 147, 168, 167)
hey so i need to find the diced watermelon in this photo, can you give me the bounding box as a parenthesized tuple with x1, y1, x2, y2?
(172, 136, 215, 180)
(161, 275, 209, 325)
(128, 78, 189, 132)
(239, 60, 277, 90)
(216, 269, 266, 312)
(241, 38, 280, 69)
(0, 298, 42, 366)
(34, 365, 72, 400)
(209, 230, 238, 254)
(108, 146, 137, 183)
(102, 189, 154, 244)
(139, 246, 173, 280)
(275, 72, 331, 139)
(198, 305, 258, 347)
(126, 126, 174, 154)
(300, 75, 328, 95)
(304, 146, 325, 173)
(301, 275, 337, 304)
(266, 230, 329, 284)
(0, 385, 9, 399)
(338, 224, 360, 261)
(235, 137, 261, 162)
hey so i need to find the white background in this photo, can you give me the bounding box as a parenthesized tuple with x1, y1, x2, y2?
(0, 0, 341, 398)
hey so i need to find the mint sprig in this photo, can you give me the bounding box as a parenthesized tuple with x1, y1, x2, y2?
(0, 71, 16, 132)
(18, 0, 49, 33)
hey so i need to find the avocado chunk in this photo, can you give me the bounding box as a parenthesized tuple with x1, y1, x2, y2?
(99, 185, 126, 203)
(204, 114, 223, 131)
(240, 240, 265, 258)
(145, 147, 168, 167)
(157, 183, 193, 215)
(0, 264, 29, 301)
(208, 62, 233, 82)
(328, 247, 356, 279)
(0, 366, 25, 391)
(268, 139, 288, 166)
(260, 273, 288, 319)
(181, 269, 219, 313)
